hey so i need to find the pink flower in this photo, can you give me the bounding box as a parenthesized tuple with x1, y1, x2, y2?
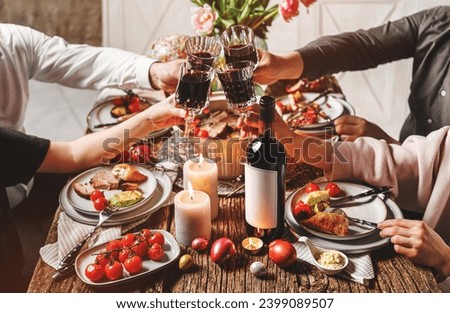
(191, 4, 217, 35)
(301, 0, 317, 8)
(278, 0, 300, 22)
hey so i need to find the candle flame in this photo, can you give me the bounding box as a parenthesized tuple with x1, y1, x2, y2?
(187, 180, 194, 200)
(249, 238, 254, 246)
(198, 153, 204, 168)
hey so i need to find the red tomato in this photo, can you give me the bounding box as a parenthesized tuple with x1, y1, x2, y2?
(130, 144, 152, 163)
(118, 248, 132, 264)
(131, 240, 148, 258)
(268, 240, 297, 268)
(128, 99, 141, 113)
(196, 129, 209, 138)
(305, 182, 320, 193)
(93, 197, 108, 212)
(112, 97, 125, 106)
(90, 189, 104, 202)
(148, 243, 164, 261)
(106, 239, 124, 260)
(193, 127, 200, 137)
(124, 255, 143, 274)
(104, 260, 123, 281)
(121, 233, 136, 248)
(139, 228, 152, 241)
(85, 263, 105, 282)
(94, 253, 110, 267)
(147, 232, 165, 247)
(325, 182, 342, 197)
(292, 200, 312, 221)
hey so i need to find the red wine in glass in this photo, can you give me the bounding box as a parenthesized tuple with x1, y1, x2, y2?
(224, 43, 258, 66)
(189, 51, 215, 67)
(176, 71, 211, 113)
(219, 71, 255, 107)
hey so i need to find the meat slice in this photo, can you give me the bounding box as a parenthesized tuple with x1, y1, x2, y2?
(73, 183, 95, 199)
(120, 182, 140, 191)
(90, 170, 120, 190)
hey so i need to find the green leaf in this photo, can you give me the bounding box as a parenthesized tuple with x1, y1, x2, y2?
(237, 2, 251, 24)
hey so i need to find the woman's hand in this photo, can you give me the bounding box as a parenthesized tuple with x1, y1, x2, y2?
(379, 219, 450, 279)
(334, 115, 399, 144)
(144, 94, 186, 130)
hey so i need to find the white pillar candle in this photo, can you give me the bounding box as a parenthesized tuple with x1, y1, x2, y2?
(174, 189, 211, 246)
(183, 156, 219, 220)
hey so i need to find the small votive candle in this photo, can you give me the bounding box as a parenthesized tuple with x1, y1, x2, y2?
(174, 188, 211, 246)
(183, 155, 219, 220)
(242, 237, 264, 255)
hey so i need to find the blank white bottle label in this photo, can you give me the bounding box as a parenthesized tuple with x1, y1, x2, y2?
(245, 164, 277, 229)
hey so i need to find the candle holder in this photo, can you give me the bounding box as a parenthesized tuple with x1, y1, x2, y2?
(242, 237, 263, 255)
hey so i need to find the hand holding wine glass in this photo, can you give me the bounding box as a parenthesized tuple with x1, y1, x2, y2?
(220, 25, 259, 67)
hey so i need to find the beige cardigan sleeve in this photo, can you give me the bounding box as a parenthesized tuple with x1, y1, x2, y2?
(326, 126, 450, 243)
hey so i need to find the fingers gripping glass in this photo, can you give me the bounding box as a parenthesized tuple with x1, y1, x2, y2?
(217, 60, 257, 118)
(175, 62, 213, 137)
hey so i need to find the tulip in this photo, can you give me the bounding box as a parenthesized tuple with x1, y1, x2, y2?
(191, 4, 217, 35)
(278, 0, 300, 22)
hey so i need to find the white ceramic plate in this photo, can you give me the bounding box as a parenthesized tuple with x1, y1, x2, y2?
(278, 92, 345, 129)
(75, 230, 180, 287)
(286, 195, 403, 254)
(67, 165, 157, 216)
(60, 171, 172, 226)
(286, 182, 388, 241)
(86, 97, 170, 137)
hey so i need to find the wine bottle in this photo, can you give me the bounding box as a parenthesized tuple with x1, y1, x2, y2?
(245, 96, 286, 244)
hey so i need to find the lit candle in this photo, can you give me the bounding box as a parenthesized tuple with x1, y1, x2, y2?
(174, 181, 211, 246)
(183, 155, 219, 220)
(242, 237, 264, 255)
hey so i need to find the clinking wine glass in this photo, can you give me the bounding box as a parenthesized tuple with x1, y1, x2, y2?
(217, 60, 257, 118)
(175, 61, 213, 138)
(220, 25, 259, 67)
(185, 35, 222, 68)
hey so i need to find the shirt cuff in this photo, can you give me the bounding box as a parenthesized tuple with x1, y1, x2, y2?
(135, 57, 158, 90)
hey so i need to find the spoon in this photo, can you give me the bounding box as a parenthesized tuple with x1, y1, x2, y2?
(298, 236, 348, 276)
(332, 208, 378, 228)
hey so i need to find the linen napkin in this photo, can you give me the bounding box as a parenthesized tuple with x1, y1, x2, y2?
(285, 232, 375, 286)
(40, 161, 179, 269)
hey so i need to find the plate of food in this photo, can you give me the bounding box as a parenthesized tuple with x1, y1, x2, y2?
(86, 94, 170, 137)
(67, 164, 157, 216)
(277, 92, 345, 129)
(75, 229, 180, 287)
(285, 181, 389, 241)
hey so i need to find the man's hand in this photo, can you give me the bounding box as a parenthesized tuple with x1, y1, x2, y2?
(148, 59, 184, 93)
(253, 50, 304, 85)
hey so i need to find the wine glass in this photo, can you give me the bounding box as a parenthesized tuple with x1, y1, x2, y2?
(216, 60, 257, 118)
(220, 25, 258, 67)
(175, 61, 214, 138)
(185, 35, 222, 68)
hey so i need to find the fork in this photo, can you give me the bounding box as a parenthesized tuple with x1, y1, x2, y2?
(53, 205, 120, 274)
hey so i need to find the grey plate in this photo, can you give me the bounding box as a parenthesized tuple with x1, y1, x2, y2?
(75, 230, 180, 287)
(60, 171, 172, 226)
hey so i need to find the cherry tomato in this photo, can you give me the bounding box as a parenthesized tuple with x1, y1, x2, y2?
(128, 99, 141, 113)
(85, 263, 105, 282)
(130, 144, 152, 163)
(139, 228, 152, 241)
(148, 243, 164, 261)
(112, 97, 125, 106)
(121, 233, 136, 248)
(118, 248, 132, 264)
(94, 253, 110, 267)
(268, 240, 297, 268)
(93, 197, 108, 212)
(123, 255, 143, 274)
(292, 200, 312, 221)
(147, 232, 165, 247)
(106, 239, 123, 260)
(90, 189, 104, 202)
(131, 239, 148, 258)
(196, 129, 209, 139)
(193, 127, 200, 137)
(325, 182, 342, 197)
(104, 260, 123, 281)
(305, 182, 320, 193)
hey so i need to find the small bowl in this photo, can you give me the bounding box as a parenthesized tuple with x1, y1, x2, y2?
(298, 236, 348, 275)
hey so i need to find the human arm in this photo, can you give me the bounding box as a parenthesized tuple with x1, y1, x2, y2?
(253, 50, 304, 85)
(378, 219, 450, 280)
(38, 95, 185, 173)
(334, 115, 400, 144)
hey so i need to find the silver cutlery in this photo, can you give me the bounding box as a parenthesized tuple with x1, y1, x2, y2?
(328, 186, 392, 207)
(332, 208, 378, 228)
(52, 205, 120, 280)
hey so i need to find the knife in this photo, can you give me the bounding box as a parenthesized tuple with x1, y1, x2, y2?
(52, 263, 76, 281)
(93, 122, 120, 129)
(328, 186, 392, 207)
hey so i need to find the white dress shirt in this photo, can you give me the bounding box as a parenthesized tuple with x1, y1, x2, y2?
(0, 23, 157, 130)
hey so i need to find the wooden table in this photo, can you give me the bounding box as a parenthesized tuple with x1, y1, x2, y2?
(27, 164, 440, 293)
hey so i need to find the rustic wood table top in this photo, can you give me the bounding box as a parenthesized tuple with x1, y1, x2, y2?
(27, 164, 440, 293)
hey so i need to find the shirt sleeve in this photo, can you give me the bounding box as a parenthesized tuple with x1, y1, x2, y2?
(17, 24, 157, 90)
(297, 9, 424, 79)
(0, 128, 50, 187)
